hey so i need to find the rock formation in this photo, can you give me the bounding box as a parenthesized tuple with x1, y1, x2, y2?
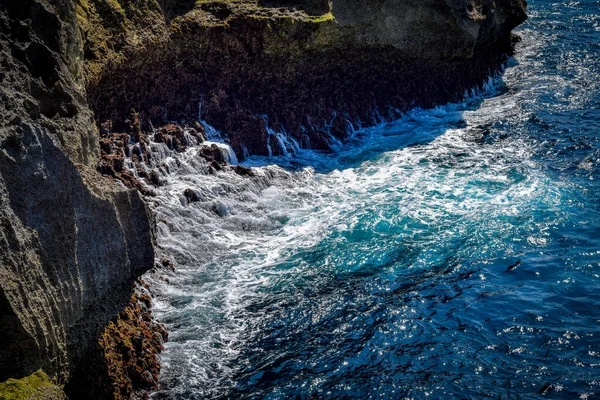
(333, 0, 527, 59)
(86, 0, 527, 160)
(0, 0, 155, 395)
(0, 0, 526, 398)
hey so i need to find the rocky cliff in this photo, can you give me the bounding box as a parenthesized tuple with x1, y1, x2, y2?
(85, 0, 525, 162)
(0, 0, 155, 395)
(0, 0, 526, 398)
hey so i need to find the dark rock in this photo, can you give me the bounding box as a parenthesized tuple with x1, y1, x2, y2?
(159, 258, 175, 271)
(199, 144, 225, 163)
(226, 110, 270, 160)
(0, 0, 527, 396)
(153, 123, 187, 152)
(209, 160, 223, 171)
(149, 170, 161, 186)
(183, 188, 201, 203)
(231, 165, 255, 177)
(0, 1, 155, 393)
(87, 0, 526, 159)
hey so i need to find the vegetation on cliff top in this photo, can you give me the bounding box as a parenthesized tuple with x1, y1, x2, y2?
(75, 0, 334, 87)
(0, 370, 66, 400)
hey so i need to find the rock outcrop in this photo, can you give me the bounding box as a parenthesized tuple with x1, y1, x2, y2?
(333, 0, 527, 59)
(0, 369, 66, 400)
(0, 0, 526, 398)
(0, 0, 155, 395)
(85, 0, 527, 160)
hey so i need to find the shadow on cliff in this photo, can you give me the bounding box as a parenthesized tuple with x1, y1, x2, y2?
(156, 0, 197, 20)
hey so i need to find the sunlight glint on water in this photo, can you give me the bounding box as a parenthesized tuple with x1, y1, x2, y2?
(147, 1, 600, 398)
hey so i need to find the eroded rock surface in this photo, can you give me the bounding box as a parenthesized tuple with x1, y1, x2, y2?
(86, 0, 527, 161)
(0, 0, 155, 395)
(333, 0, 527, 59)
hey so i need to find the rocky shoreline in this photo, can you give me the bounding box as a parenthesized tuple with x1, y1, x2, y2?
(0, 0, 526, 398)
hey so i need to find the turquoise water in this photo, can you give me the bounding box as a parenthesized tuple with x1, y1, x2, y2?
(147, 1, 600, 398)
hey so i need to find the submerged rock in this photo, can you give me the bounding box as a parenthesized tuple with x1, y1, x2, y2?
(183, 188, 201, 203)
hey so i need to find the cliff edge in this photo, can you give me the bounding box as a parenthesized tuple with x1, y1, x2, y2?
(0, 0, 155, 394)
(85, 0, 526, 160)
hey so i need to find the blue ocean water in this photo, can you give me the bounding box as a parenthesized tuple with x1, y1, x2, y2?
(147, 1, 600, 398)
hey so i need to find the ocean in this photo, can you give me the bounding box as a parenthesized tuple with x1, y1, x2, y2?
(146, 1, 600, 398)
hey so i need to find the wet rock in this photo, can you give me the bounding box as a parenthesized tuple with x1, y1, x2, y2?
(191, 121, 207, 141)
(199, 144, 226, 163)
(209, 160, 223, 171)
(330, 115, 350, 141)
(154, 123, 187, 152)
(183, 188, 201, 203)
(188, 126, 205, 143)
(126, 108, 142, 142)
(159, 257, 176, 272)
(149, 170, 161, 186)
(231, 165, 255, 177)
(226, 110, 270, 160)
(269, 134, 286, 156)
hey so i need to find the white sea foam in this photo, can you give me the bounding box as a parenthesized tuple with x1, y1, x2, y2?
(141, 49, 573, 398)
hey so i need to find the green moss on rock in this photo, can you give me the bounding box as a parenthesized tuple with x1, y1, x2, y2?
(0, 370, 66, 400)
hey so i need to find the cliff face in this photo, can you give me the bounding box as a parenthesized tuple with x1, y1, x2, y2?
(0, 0, 525, 397)
(0, 0, 155, 388)
(85, 0, 526, 161)
(333, 0, 527, 59)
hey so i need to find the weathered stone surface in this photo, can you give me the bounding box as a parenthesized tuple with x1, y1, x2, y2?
(71, 283, 168, 400)
(0, 0, 527, 397)
(0, 0, 155, 395)
(86, 0, 527, 160)
(333, 0, 527, 59)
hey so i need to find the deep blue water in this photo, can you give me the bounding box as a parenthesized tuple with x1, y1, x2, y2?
(147, 1, 600, 398)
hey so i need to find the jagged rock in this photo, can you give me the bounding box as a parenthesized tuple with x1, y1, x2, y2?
(333, 0, 527, 59)
(159, 257, 176, 271)
(199, 144, 226, 163)
(85, 0, 527, 159)
(183, 188, 201, 203)
(0, 1, 155, 397)
(0, 0, 527, 397)
(231, 165, 256, 177)
(154, 123, 187, 152)
(226, 110, 270, 160)
(96, 288, 168, 400)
